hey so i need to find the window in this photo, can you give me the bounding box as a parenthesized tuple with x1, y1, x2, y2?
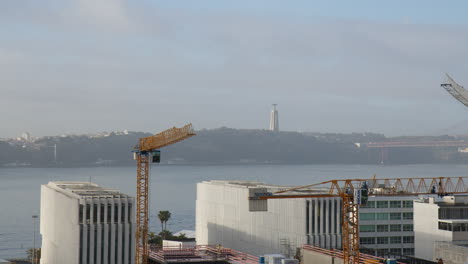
(361, 248, 375, 255)
(86, 204, 91, 222)
(376, 213, 388, 220)
(360, 213, 375, 221)
(107, 205, 112, 222)
(114, 205, 119, 223)
(377, 201, 388, 208)
(79, 205, 84, 223)
(377, 225, 389, 232)
(439, 207, 468, 219)
(389, 236, 401, 244)
(439, 222, 468, 232)
(403, 200, 413, 208)
(390, 213, 401, 220)
(93, 204, 98, 223)
(121, 204, 125, 222)
(361, 225, 376, 232)
(390, 201, 401, 208)
(402, 248, 414, 255)
(100, 205, 105, 223)
(402, 212, 413, 220)
(376, 249, 387, 257)
(128, 203, 132, 222)
(403, 236, 414, 244)
(390, 224, 401, 232)
(361, 201, 375, 208)
(389, 248, 401, 256)
(377, 237, 388, 244)
(360, 237, 375, 245)
(402, 224, 413, 232)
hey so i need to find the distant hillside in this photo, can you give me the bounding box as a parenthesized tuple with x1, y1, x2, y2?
(0, 128, 467, 167)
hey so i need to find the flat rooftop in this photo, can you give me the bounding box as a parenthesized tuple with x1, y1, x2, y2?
(47, 181, 131, 198)
(201, 180, 329, 194)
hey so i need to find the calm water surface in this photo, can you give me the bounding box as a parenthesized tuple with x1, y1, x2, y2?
(1, 164, 468, 259)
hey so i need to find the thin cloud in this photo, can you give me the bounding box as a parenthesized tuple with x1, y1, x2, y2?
(0, 2, 467, 137)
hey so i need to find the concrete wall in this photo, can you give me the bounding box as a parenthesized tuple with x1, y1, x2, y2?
(302, 250, 343, 264)
(40, 184, 80, 264)
(162, 240, 197, 247)
(414, 199, 453, 261)
(196, 181, 308, 256)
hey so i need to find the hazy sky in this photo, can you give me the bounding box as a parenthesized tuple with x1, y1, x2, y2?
(2, 0, 468, 138)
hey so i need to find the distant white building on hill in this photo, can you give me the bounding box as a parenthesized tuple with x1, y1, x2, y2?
(269, 104, 279, 132)
(40, 182, 135, 264)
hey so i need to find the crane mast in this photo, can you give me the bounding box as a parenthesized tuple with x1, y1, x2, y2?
(134, 124, 195, 264)
(250, 176, 468, 264)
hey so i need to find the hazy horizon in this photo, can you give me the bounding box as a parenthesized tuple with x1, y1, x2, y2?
(2, 1, 468, 138)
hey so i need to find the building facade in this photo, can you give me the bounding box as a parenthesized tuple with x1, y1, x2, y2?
(41, 182, 135, 264)
(414, 195, 468, 262)
(359, 196, 416, 257)
(196, 180, 416, 258)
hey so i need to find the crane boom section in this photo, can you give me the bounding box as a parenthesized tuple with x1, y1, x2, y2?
(139, 123, 195, 152)
(270, 176, 467, 197)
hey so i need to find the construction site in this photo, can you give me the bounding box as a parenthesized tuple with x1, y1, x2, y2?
(36, 74, 468, 264)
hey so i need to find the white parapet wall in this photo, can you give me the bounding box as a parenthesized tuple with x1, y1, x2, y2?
(41, 183, 81, 264)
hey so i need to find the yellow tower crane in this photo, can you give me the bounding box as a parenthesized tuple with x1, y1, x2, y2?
(133, 124, 195, 264)
(249, 176, 468, 264)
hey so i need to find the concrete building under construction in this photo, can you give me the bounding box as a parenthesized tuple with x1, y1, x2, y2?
(40, 182, 135, 264)
(195, 180, 416, 258)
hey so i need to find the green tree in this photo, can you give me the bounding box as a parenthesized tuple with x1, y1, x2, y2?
(157, 211, 171, 232)
(148, 231, 161, 244)
(27, 248, 41, 263)
(159, 230, 173, 240)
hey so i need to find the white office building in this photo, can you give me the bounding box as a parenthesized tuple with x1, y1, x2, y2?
(196, 180, 416, 257)
(414, 195, 468, 262)
(40, 182, 135, 264)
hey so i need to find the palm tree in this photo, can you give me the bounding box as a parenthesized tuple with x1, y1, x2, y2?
(164, 211, 171, 230)
(157, 210, 171, 232)
(27, 248, 41, 263)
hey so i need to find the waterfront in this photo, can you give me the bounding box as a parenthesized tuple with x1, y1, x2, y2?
(1, 164, 468, 259)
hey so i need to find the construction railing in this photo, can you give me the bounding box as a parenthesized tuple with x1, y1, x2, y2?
(302, 245, 407, 264)
(148, 245, 259, 264)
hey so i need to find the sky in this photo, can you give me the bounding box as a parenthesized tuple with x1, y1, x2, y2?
(2, 0, 468, 138)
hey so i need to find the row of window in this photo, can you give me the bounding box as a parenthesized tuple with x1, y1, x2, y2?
(361, 248, 414, 257)
(438, 222, 468, 232)
(79, 203, 133, 224)
(360, 224, 413, 232)
(79, 224, 133, 264)
(439, 207, 468, 219)
(361, 200, 413, 209)
(360, 212, 413, 221)
(360, 236, 414, 245)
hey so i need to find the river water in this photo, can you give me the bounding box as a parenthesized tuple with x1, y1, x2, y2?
(1, 164, 468, 259)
